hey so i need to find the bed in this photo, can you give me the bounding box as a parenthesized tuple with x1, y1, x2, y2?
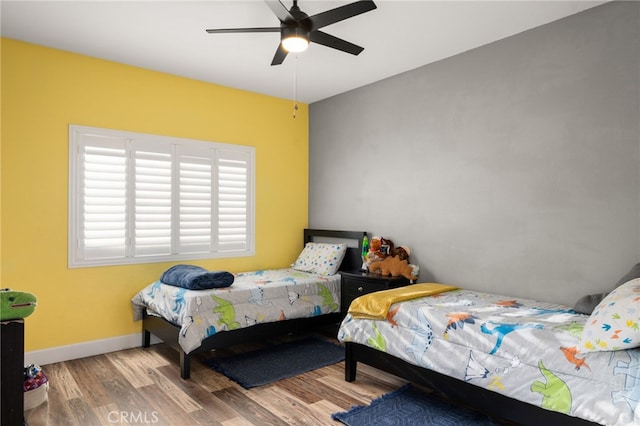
(338, 281, 640, 426)
(132, 228, 364, 379)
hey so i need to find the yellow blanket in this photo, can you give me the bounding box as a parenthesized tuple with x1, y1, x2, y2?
(348, 283, 458, 320)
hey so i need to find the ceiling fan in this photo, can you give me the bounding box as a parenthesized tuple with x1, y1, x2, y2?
(206, 0, 377, 66)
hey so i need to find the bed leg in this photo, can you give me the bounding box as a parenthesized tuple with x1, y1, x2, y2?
(142, 329, 151, 348)
(345, 343, 357, 382)
(180, 350, 191, 380)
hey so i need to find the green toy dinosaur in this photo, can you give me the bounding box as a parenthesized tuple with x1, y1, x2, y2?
(1, 288, 37, 321)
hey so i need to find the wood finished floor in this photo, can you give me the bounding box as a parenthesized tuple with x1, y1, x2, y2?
(24, 333, 409, 426)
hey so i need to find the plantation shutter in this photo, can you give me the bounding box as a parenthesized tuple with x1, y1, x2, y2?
(177, 146, 214, 254)
(79, 134, 128, 261)
(218, 149, 250, 252)
(69, 125, 254, 267)
(133, 141, 173, 257)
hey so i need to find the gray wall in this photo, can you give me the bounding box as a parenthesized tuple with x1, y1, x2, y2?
(309, 1, 640, 306)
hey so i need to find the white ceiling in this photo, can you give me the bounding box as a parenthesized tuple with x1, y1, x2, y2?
(1, 0, 607, 104)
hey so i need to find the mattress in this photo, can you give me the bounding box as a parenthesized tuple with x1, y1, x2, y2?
(132, 268, 341, 353)
(338, 288, 640, 426)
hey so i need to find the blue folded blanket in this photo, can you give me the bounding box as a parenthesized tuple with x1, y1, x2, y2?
(160, 265, 234, 290)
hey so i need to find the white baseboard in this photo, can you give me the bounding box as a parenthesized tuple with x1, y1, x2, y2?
(25, 333, 162, 366)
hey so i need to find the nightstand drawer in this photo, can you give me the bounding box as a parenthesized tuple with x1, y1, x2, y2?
(344, 280, 387, 298)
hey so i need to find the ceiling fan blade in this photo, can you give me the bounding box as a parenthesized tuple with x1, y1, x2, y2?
(308, 0, 376, 31)
(264, 0, 294, 23)
(271, 44, 288, 66)
(206, 27, 280, 34)
(310, 30, 364, 56)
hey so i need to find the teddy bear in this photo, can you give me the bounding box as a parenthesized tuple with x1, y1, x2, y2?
(365, 236, 386, 265)
(368, 255, 418, 281)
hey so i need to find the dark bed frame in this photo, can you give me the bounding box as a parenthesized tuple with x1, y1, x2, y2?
(142, 228, 365, 379)
(345, 341, 598, 425)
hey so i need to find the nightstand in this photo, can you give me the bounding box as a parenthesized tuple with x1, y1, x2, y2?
(340, 271, 410, 316)
(1, 320, 24, 426)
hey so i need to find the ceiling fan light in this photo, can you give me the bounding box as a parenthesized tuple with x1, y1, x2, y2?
(282, 35, 309, 53)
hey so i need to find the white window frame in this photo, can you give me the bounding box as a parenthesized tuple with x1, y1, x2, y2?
(68, 124, 255, 268)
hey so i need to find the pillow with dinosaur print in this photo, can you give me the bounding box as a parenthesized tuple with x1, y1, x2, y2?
(579, 277, 640, 352)
(291, 242, 347, 276)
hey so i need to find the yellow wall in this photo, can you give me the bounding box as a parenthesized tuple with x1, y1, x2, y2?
(1, 38, 309, 351)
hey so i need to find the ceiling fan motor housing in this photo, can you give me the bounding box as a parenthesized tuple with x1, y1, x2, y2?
(282, 2, 311, 44)
(282, 24, 310, 43)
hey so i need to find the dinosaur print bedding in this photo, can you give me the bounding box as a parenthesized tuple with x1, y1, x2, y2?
(338, 288, 639, 425)
(132, 268, 341, 354)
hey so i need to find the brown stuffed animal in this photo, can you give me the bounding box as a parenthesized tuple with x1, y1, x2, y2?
(369, 255, 417, 281)
(393, 245, 411, 262)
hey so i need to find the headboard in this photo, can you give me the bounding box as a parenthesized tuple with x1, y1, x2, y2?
(303, 229, 366, 273)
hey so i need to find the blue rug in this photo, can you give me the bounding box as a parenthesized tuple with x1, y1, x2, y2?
(205, 337, 344, 389)
(332, 384, 500, 426)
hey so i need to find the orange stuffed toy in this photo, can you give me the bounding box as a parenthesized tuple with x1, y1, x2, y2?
(368, 255, 417, 281)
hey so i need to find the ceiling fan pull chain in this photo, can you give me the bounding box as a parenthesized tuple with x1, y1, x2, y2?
(293, 54, 299, 118)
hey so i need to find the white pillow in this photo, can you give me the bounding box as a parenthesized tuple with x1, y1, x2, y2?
(291, 242, 347, 276)
(579, 278, 640, 352)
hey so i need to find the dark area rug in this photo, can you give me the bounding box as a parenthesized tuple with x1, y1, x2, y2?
(205, 337, 344, 389)
(332, 384, 500, 426)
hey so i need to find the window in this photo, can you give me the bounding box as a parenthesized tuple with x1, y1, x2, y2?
(68, 125, 255, 268)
